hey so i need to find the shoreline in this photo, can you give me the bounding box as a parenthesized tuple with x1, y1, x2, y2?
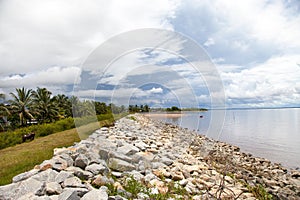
(144, 112, 184, 118)
(1, 114, 299, 199)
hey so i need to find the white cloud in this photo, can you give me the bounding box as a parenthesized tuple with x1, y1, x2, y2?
(149, 87, 163, 94)
(0, 0, 179, 75)
(203, 38, 215, 47)
(0, 66, 81, 88)
(220, 54, 300, 107)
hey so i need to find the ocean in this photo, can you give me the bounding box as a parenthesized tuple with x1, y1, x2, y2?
(148, 108, 300, 169)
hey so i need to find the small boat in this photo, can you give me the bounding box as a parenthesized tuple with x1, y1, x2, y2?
(199, 115, 203, 118)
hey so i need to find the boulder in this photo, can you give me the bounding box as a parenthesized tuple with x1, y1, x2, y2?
(160, 156, 174, 166)
(92, 175, 112, 187)
(66, 166, 93, 180)
(46, 182, 63, 195)
(32, 169, 58, 183)
(117, 144, 139, 156)
(85, 163, 108, 175)
(108, 158, 135, 172)
(62, 177, 85, 188)
(12, 169, 39, 183)
(0, 177, 44, 199)
(55, 171, 74, 184)
(74, 154, 89, 169)
(58, 189, 80, 200)
(81, 188, 108, 200)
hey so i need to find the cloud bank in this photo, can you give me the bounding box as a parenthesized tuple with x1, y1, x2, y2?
(0, 0, 299, 108)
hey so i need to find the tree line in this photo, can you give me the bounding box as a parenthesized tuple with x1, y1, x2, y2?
(0, 87, 150, 131)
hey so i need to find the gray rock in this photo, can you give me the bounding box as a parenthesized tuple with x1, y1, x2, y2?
(109, 151, 133, 163)
(132, 152, 155, 163)
(126, 170, 144, 181)
(62, 177, 85, 188)
(160, 156, 174, 166)
(108, 158, 135, 172)
(46, 182, 63, 195)
(117, 144, 139, 156)
(92, 175, 112, 187)
(12, 169, 39, 183)
(58, 190, 80, 200)
(74, 154, 89, 169)
(81, 188, 108, 200)
(111, 171, 123, 178)
(49, 195, 59, 200)
(32, 169, 58, 183)
(55, 171, 74, 184)
(58, 153, 74, 167)
(65, 166, 93, 180)
(86, 150, 102, 164)
(61, 188, 89, 197)
(85, 163, 109, 175)
(134, 141, 148, 151)
(0, 177, 44, 199)
(99, 148, 111, 161)
(144, 173, 157, 183)
(17, 193, 52, 200)
(151, 162, 166, 169)
(52, 156, 69, 171)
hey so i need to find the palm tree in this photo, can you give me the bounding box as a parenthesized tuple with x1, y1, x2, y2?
(32, 87, 58, 123)
(69, 96, 95, 117)
(0, 94, 10, 131)
(9, 87, 34, 126)
(0, 93, 10, 116)
(53, 94, 72, 118)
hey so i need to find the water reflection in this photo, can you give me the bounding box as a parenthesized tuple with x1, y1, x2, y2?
(148, 109, 300, 169)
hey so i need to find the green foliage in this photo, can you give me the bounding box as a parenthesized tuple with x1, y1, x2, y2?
(0, 112, 118, 150)
(166, 106, 181, 112)
(247, 184, 273, 200)
(128, 116, 137, 121)
(32, 87, 59, 123)
(128, 104, 150, 113)
(123, 176, 147, 198)
(9, 87, 34, 126)
(99, 175, 191, 200)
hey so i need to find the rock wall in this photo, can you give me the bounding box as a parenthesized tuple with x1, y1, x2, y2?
(0, 114, 299, 200)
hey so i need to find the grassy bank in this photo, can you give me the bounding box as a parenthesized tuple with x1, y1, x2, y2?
(0, 113, 116, 150)
(0, 116, 122, 186)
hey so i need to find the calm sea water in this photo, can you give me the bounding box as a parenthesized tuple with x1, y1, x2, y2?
(149, 108, 300, 169)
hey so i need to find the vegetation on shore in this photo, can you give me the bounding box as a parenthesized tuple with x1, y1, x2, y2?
(151, 106, 208, 112)
(0, 87, 133, 149)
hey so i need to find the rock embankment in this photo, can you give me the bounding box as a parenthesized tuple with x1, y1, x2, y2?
(0, 114, 299, 200)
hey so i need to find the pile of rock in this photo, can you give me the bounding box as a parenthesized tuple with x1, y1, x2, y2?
(0, 114, 299, 200)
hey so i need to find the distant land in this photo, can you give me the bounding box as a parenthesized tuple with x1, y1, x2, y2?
(212, 106, 300, 110)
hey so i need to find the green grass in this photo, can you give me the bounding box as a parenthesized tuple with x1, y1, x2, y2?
(0, 114, 124, 186)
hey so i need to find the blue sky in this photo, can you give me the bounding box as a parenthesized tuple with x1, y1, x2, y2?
(0, 0, 299, 108)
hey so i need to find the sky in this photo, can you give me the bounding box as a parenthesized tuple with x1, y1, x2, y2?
(0, 0, 300, 108)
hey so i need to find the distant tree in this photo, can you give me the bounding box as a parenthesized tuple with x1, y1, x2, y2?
(9, 87, 34, 126)
(0, 94, 10, 131)
(0, 94, 10, 117)
(166, 106, 181, 112)
(70, 96, 95, 117)
(32, 87, 59, 123)
(95, 102, 109, 114)
(53, 94, 72, 118)
(144, 104, 150, 112)
(128, 104, 150, 113)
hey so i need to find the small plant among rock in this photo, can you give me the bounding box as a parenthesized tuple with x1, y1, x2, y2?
(247, 184, 272, 200)
(127, 116, 137, 121)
